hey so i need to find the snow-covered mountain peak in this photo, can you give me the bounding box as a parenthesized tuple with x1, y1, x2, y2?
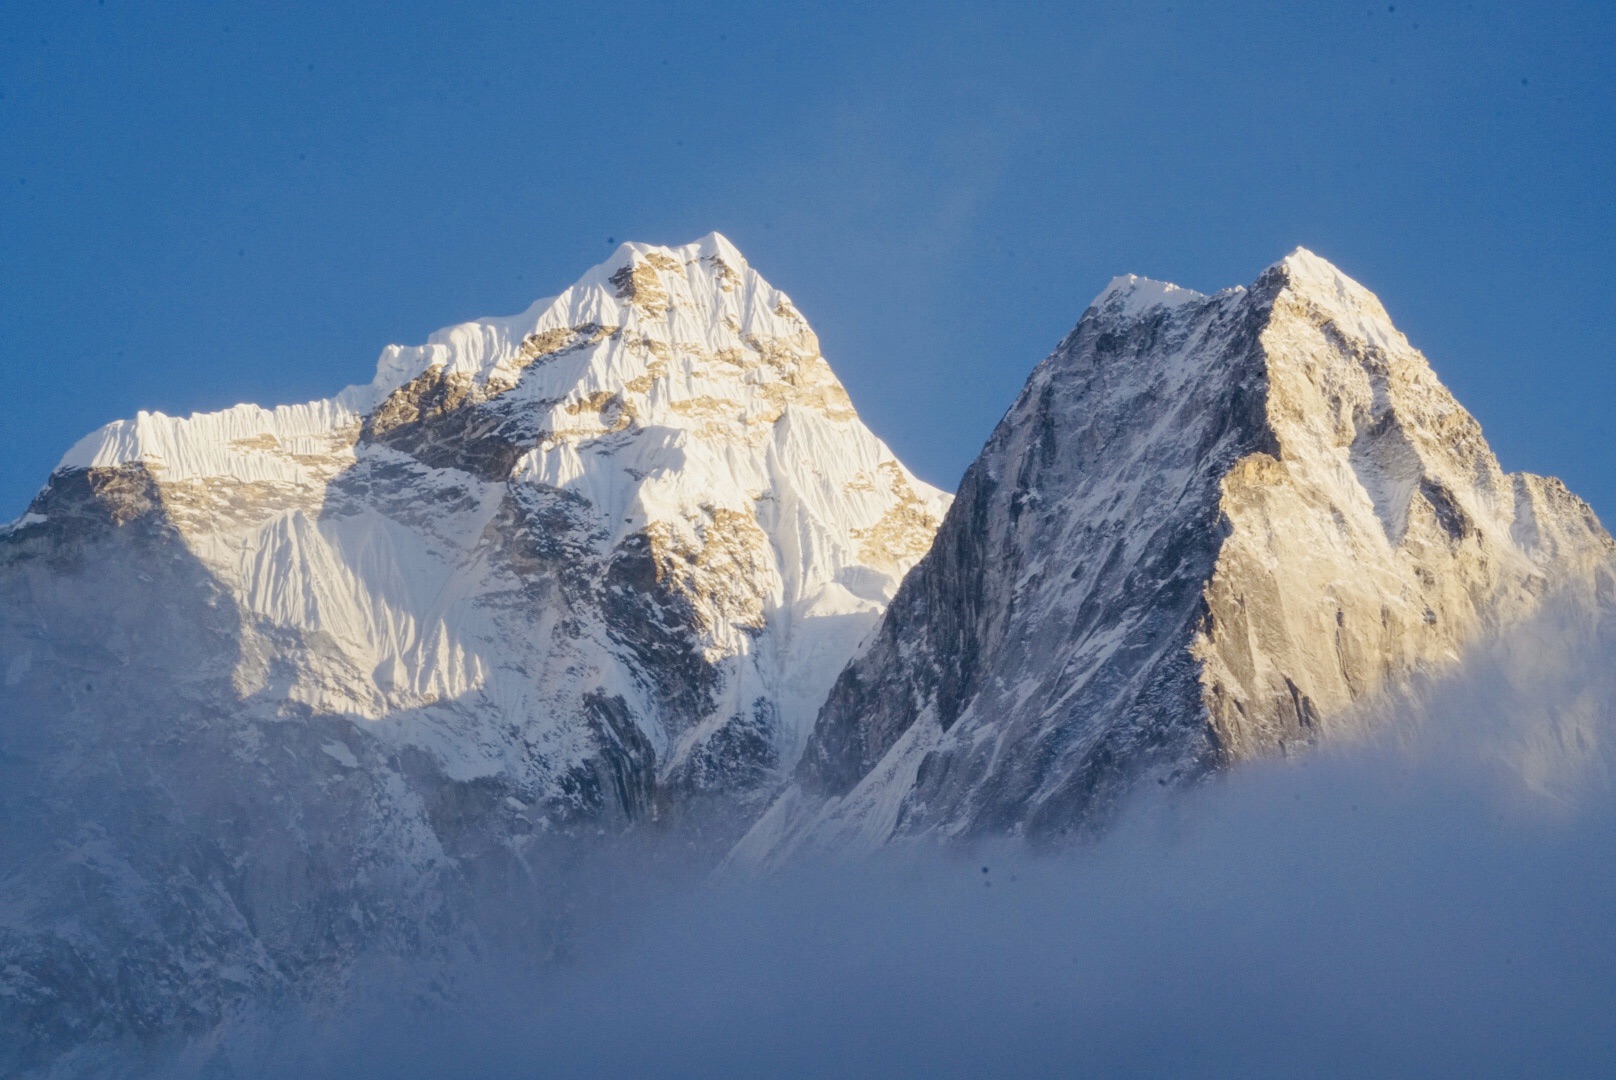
(737, 248, 1614, 864)
(14, 230, 949, 844)
(2, 237, 956, 1058)
(369, 231, 805, 400)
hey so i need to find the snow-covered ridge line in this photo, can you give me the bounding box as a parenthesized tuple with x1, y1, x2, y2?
(57, 395, 371, 483)
(1090, 274, 1206, 317)
(52, 231, 803, 480)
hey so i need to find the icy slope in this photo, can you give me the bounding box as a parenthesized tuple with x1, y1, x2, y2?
(736, 249, 1616, 863)
(0, 234, 946, 1069)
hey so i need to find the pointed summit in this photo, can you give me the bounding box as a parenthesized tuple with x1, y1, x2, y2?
(1256, 246, 1407, 352)
(1268, 245, 1375, 298)
(1272, 244, 1335, 275)
(363, 233, 811, 403)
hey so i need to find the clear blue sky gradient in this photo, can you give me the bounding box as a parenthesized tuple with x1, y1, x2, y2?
(3, 1, 1611, 520)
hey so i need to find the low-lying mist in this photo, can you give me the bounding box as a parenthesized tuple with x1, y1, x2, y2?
(200, 600, 1616, 1079)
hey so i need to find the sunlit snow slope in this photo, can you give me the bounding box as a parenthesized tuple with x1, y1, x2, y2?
(25, 232, 946, 808)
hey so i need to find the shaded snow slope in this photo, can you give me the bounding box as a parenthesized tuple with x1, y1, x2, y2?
(736, 249, 1616, 864)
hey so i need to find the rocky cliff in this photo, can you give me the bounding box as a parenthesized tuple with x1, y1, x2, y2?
(736, 250, 1616, 863)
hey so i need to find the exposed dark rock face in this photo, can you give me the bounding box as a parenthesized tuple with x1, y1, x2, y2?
(362, 365, 534, 481)
(580, 691, 660, 822)
(791, 272, 1275, 836)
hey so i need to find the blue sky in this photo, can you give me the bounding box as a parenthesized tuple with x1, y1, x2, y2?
(3, 1, 1612, 519)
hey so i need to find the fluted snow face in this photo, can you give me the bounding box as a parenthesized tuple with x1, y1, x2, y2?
(736, 249, 1615, 864)
(24, 233, 946, 793)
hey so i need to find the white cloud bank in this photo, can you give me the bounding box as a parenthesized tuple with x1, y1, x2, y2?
(189, 599, 1616, 1080)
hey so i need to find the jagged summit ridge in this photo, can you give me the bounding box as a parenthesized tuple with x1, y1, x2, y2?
(57, 233, 808, 476)
(735, 248, 1615, 864)
(1084, 247, 1371, 325)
